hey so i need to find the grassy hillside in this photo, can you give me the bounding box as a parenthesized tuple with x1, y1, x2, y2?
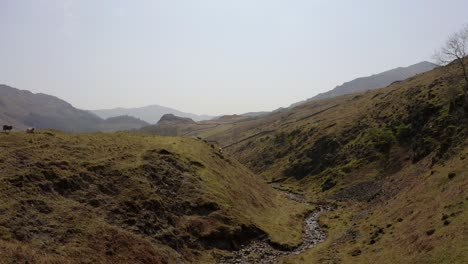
(280, 145, 468, 264)
(197, 63, 466, 181)
(0, 132, 308, 263)
(176, 62, 468, 263)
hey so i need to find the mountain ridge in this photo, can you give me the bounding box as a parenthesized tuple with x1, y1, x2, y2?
(312, 61, 437, 100)
(0, 84, 148, 132)
(290, 61, 438, 108)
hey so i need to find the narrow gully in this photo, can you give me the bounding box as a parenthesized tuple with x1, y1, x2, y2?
(219, 188, 331, 264)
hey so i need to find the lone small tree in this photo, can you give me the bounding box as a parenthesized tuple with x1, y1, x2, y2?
(434, 25, 468, 107)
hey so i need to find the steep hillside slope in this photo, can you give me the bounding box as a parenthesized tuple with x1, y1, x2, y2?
(186, 61, 468, 263)
(0, 132, 308, 263)
(200, 63, 464, 179)
(0, 85, 147, 132)
(91, 104, 213, 124)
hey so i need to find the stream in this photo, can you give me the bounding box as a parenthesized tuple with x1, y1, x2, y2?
(218, 189, 331, 264)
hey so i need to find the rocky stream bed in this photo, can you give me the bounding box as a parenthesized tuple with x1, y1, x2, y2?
(218, 189, 332, 264)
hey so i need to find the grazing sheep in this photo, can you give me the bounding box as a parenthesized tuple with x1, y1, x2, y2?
(26, 127, 35, 134)
(2, 125, 12, 133)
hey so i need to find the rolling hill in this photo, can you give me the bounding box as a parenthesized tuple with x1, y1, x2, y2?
(0, 132, 308, 263)
(0, 85, 148, 132)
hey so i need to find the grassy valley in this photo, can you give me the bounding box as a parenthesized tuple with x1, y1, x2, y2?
(1, 59, 467, 264)
(148, 61, 468, 263)
(3, 2, 468, 263)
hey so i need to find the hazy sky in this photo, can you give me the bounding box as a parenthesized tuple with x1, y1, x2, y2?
(1, 0, 467, 115)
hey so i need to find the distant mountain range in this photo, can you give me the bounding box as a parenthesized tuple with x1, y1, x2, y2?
(90, 105, 213, 124)
(0, 61, 437, 133)
(139, 61, 439, 137)
(0, 84, 148, 132)
(291, 61, 438, 107)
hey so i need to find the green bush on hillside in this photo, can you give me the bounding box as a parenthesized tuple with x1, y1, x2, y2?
(395, 124, 411, 143)
(273, 132, 287, 145)
(367, 128, 396, 153)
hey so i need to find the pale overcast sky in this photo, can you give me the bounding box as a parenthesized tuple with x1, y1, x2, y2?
(1, 0, 467, 115)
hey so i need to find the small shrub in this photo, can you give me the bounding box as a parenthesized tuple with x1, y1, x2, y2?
(426, 229, 435, 236)
(448, 172, 456, 180)
(445, 125, 458, 137)
(368, 128, 396, 152)
(321, 178, 337, 191)
(395, 124, 411, 143)
(411, 137, 438, 163)
(349, 249, 361, 256)
(289, 128, 301, 138)
(273, 132, 287, 145)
